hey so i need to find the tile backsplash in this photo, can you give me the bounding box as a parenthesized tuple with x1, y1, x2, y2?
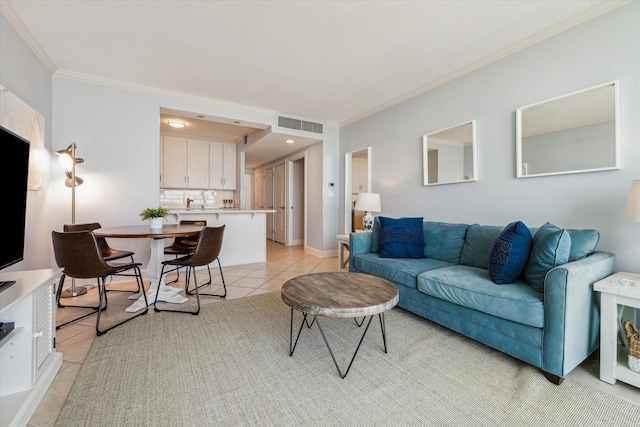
(160, 189, 235, 209)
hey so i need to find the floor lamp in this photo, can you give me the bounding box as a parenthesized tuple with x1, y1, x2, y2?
(57, 143, 87, 297)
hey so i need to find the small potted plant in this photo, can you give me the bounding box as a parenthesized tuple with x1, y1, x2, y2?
(139, 207, 169, 230)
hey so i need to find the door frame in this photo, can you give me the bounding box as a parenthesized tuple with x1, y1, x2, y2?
(344, 147, 371, 234)
(286, 151, 307, 247)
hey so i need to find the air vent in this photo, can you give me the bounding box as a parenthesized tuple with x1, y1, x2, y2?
(278, 116, 323, 134)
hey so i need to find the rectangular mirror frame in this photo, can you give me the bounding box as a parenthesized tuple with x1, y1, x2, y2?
(423, 120, 477, 186)
(516, 81, 619, 179)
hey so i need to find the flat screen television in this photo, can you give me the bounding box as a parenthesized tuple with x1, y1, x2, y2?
(0, 126, 30, 288)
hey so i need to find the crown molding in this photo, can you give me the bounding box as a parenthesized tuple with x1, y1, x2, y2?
(54, 69, 278, 116)
(339, 1, 630, 127)
(1, 2, 57, 73)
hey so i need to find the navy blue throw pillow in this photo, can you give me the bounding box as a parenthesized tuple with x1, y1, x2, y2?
(379, 217, 425, 258)
(488, 221, 532, 284)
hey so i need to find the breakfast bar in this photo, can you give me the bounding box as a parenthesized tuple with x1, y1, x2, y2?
(167, 209, 275, 266)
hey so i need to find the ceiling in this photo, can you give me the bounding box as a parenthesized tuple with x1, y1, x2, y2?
(2, 0, 625, 167)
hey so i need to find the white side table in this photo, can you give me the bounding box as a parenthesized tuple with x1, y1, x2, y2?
(336, 234, 350, 270)
(594, 271, 640, 388)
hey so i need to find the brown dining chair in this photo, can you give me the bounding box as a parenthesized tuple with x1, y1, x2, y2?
(154, 225, 226, 315)
(164, 219, 211, 285)
(64, 222, 134, 262)
(52, 230, 149, 335)
(64, 222, 142, 294)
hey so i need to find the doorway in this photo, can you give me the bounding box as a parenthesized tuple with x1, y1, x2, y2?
(287, 152, 306, 246)
(344, 147, 371, 234)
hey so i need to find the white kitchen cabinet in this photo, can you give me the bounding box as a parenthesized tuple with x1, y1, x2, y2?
(351, 157, 368, 194)
(187, 139, 210, 188)
(0, 269, 63, 427)
(161, 136, 186, 188)
(209, 142, 236, 190)
(161, 137, 210, 189)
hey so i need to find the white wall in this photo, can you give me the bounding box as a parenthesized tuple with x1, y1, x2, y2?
(2, 4, 341, 271)
(340, 3, 640, 272)
(0, 13, 54, 271)
(49, 78, 339, 268)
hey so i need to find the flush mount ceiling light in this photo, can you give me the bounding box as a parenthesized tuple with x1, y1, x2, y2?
(286, 139, 295, 144)
(167, 119, 186, 128)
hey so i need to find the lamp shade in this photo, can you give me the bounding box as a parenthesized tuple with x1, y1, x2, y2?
(624, 180, 640, 222)
(64, 170, 84, 187)
(355, 192, 381, 213)
(56, 143, 84, 170)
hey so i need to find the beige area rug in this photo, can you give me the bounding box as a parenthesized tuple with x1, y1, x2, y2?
(56, 292, 640, 426)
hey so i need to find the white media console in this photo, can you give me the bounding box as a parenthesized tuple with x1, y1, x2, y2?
(0, 269, 62, 427)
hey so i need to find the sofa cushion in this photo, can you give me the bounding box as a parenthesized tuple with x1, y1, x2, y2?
(488, 221, 532, 284)
(459, 224, 504, 269)
(371, 217, 382, 252)
(354, 253, 453, 289)
(423, 221, 468, 264)
(416, 265, 544, 328)
(379, 217, 425, 258)
(566, 228, 599, 261)
(524, 223, 572, 292)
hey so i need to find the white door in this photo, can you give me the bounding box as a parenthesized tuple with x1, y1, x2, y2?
(254, 169, 264, 209)
(274, 163, 286, 244)
(287, 155, 305, 247)
(264, 168, 274, 240)
(244, 172, 253, 210)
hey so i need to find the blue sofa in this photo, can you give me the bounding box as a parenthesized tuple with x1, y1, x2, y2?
(349, 220, 615, 384)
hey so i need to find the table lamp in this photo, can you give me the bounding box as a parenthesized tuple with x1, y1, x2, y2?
(354, 192, 381, 231)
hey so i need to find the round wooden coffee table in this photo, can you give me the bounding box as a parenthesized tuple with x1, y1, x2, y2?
(281, 272, 399, 378)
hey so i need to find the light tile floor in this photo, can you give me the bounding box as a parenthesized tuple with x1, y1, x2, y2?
(28, 241, 638, 426)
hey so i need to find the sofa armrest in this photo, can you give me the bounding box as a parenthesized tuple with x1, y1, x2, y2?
(542, 251, 615, 378)
(348, 232, 373, 272)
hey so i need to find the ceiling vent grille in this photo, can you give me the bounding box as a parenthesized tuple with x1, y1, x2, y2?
(278, 116, 323, 134)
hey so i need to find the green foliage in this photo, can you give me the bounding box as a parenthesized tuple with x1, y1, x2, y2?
(139, 207, 169, 220)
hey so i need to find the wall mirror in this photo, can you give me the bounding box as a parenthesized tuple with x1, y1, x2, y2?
(516, 81, 619, 178)
(423, 120, 477, 186)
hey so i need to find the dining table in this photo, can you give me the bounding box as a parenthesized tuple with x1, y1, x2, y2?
(94, 223, 204, 313)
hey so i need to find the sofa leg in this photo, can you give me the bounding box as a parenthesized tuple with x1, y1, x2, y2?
(543, 371, 564, 385)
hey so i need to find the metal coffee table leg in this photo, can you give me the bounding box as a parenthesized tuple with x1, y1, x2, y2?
(288, 310, 389, 377)
(289, 308, 315, 356)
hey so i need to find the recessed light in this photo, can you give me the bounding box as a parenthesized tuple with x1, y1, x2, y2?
(167, 119, 186, 128)
(286, 139, 295, 144)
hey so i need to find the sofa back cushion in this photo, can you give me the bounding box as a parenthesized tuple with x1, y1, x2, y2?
(566, 229, 600, 261)
(423, 221, 468, 264)
(523, 223, 572, 292)
(371, 217, 382, 252)
(460, 224, 504, 269)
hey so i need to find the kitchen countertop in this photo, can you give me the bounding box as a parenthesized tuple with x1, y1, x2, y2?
(168, 208, 276, 214)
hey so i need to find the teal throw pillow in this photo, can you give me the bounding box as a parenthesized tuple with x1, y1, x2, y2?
(379, 216, 424, 258)
(523, 223, 571, 292)
(488, 221, 532, 284)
